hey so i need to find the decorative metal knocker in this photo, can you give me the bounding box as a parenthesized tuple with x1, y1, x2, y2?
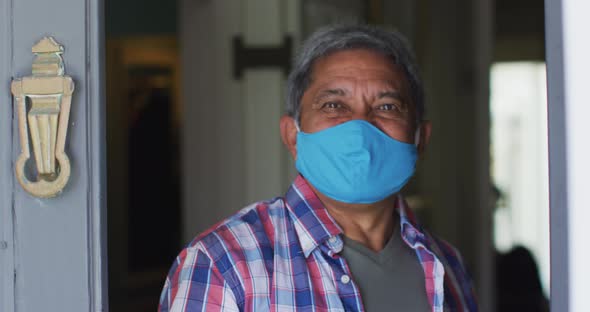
(11, 37, 74, 198)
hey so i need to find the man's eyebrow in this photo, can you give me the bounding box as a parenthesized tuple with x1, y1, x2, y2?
(378, 91, 403, 100)
(313, 88, 347, 101)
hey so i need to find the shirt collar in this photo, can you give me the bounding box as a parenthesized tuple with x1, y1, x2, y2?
(283, 175, 428, 258)
(396, 195, 428, 247)
(284, 175, 343, 258)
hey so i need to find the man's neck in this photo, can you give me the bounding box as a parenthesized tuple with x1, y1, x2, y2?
(313, 188, 399, 252)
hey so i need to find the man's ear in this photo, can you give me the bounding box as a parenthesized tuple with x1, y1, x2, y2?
(417, 120, 432, 156)
(280, 115, 298, 159)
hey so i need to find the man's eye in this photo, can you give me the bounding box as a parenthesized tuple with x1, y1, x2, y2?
(322, 102, 343, 109)
(377, 104, 398, 111)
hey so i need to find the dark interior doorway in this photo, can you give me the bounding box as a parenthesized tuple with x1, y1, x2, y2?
(105, 0, 181, 305)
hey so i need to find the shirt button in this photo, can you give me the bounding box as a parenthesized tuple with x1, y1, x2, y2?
(328, 236, 338, 244)
(340, 274, 351, 284)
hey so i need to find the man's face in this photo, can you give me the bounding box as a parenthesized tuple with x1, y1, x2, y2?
(299, 49, 417, 143)
(280, 48, 431, 161)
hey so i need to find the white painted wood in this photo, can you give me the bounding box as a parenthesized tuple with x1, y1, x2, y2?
(0, 0, 107, 311)
(180, 0, 244, 241)
(244, 0, 281, 44)
(181, 0, 300, 242)
(559, 1, 590, 311)
(243, 70, 284, 203)
(301, 0, 365, 36)
(243, 0, 286, 203)
(285, 0, 301, 36)
(284, 0, 301, 182)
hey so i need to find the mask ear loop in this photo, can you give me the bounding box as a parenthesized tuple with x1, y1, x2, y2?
(295, 119, 301, 132)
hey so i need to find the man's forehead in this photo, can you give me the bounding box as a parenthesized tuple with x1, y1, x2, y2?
(308, 51, 405, 83)
(312, 67, 403, 80)
(308, 76, 405, 95)
(311, 49, 397, 70)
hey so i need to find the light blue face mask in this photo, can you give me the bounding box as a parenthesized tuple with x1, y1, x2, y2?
(295, 120, 418, 204)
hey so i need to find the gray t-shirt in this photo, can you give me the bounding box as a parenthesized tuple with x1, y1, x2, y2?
(341, 227, 431, 312)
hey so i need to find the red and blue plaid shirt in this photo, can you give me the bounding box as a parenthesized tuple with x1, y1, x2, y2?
(159, 176, 478, 312)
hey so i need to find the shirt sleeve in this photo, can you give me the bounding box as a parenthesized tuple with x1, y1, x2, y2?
(159, 244, 240, 312)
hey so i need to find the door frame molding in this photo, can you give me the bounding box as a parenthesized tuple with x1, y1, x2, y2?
(0, 0, 16, 310)
(0, 0, 107, 311)
(545, 0, 568, 310)
(87, 0, 108, 310)
(546, 0, 590, 311)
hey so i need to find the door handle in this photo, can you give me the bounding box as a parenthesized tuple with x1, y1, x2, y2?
(11, 37, 74, 198)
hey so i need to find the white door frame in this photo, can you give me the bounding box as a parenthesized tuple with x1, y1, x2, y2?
(546, 0, 590, 311)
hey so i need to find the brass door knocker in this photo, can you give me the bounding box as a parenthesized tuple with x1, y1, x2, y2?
(11, 37, 74, 198)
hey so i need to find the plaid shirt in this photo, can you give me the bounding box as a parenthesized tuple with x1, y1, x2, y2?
(159, 176, 478, 312)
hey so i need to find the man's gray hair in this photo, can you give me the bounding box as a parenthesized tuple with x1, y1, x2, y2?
(286, 25, 424, 123)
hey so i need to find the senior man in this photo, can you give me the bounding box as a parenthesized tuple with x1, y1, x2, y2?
(159, 25, 477, 312)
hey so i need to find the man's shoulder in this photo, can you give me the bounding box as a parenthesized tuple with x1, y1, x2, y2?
(424, 232, 468, 270)
(423, 230, 477, 303)
(183, 197, 286, 260)
(161, 199, 288, 311)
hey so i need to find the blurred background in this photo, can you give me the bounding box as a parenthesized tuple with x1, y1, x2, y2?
(104, 0, 548, 311)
